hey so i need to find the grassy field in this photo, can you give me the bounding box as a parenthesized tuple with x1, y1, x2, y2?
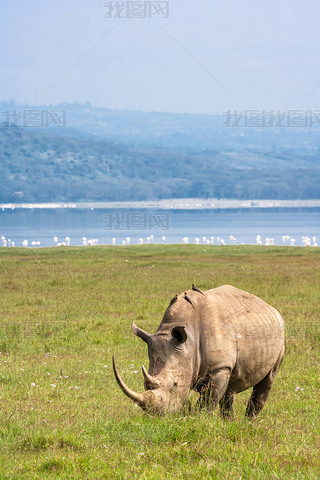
(0, 245, 319, 479)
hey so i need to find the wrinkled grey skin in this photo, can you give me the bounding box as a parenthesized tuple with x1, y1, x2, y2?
(113, 285, 285, 417)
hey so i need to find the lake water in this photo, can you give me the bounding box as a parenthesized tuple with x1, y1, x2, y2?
(0, 207, 319, 247)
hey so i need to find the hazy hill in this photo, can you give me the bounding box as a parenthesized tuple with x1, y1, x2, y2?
(0, 102, 320, 202)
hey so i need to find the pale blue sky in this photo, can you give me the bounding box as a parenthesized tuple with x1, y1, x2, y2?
(1, 0, 320, 113)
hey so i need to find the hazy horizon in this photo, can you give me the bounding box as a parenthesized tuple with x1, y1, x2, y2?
(1, 1, 320, 114)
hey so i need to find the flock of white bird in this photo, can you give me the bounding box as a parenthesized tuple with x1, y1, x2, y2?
(54, 236, 99, 246)
(1, 236, 15, 247)
(182, 235, 237, 245)
(0, 234, 319, 248)
(112, 234, 160, 245)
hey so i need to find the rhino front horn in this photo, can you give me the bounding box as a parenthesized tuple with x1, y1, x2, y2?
(112, 356, 144, 405)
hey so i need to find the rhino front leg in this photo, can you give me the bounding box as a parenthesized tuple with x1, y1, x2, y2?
(219, 392, 235, 417)
(198, 368, 231, 413)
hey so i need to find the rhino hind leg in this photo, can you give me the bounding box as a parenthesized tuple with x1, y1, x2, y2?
(245, 350, 284, 418)
(245, 373, 274, 418)
(197, 368, 231, 413)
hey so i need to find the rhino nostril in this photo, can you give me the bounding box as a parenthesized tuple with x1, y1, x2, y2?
(173, 381, 178, 387)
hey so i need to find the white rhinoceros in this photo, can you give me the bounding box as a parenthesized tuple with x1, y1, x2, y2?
(113, 284, 285, 417)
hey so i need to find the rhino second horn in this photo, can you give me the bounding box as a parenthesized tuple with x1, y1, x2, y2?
(112, 356, 144, 405)
(142, 365, 160, 389)
(132, 322, 152, 345)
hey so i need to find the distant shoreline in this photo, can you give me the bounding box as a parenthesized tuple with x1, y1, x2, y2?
(1, 198, 320, 210)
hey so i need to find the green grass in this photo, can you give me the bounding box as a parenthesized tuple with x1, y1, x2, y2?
(0, 245, 319, 479)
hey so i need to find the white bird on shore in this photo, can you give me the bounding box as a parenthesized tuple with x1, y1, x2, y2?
(22, 240, 28, 247)
(112, 237, 116, 245)
(54, 236, 58, 243)
(82, 237, 87, 246)
(65, 237, 70, 246)
(202, 236, 206, 243)
(138, 238, 143, 244)
(290, 238, 296, 246)
(87, 239, 98, 246)
(122, 240, 126, 245)
(11, 241, 15, 247)
(195, 237, 199, 244)
(125, 237, 130, 244)
(265, 237, 274, 245)
(210, 236, 215, 244)
(302, 236, 311, 246)
(182, 237, 189, 244)
(161, 236, 166, 242)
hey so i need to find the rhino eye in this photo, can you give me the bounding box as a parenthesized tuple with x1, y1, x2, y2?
(173, 380, 178, 387)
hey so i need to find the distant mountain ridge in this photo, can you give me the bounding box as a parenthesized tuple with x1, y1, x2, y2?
(0, 101, 319, 202)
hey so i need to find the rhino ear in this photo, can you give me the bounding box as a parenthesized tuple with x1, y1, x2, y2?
(172, 326, 187, 344)
(132, 322, 152, 345)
